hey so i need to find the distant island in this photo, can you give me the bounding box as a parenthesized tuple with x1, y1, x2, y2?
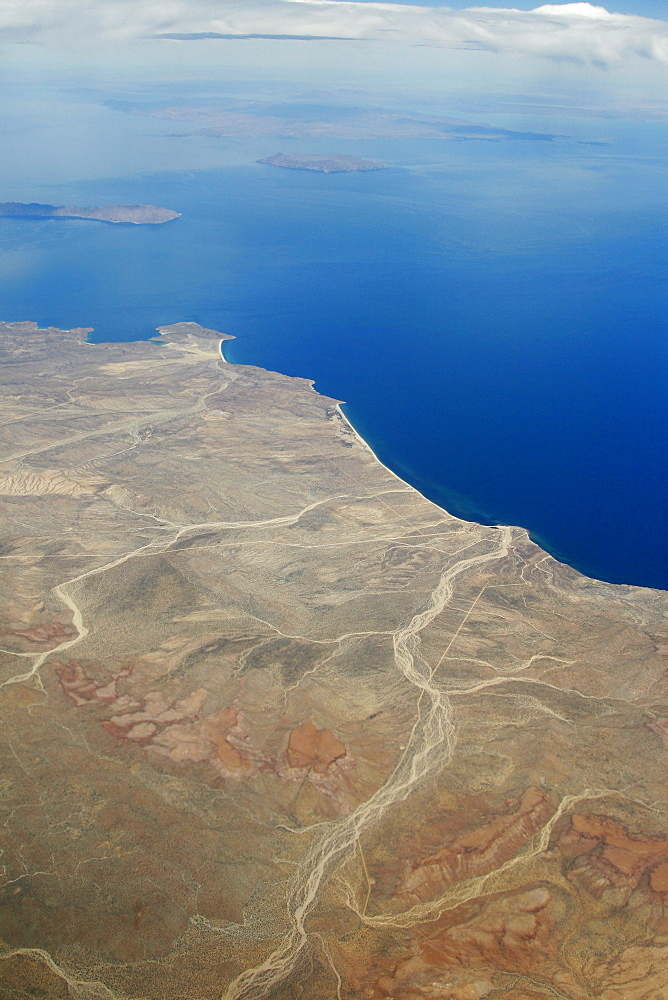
(257, 153, 387, 173)
(0, 202, 180, 224)
(114, 99, 558, 142)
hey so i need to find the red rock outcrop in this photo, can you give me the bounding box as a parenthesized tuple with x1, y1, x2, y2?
(54, 659, 251, 778)
(364, 888, 554, 999)
(418, 887, 552, 971)
(286, 720, 347, 772)
(55, 659, 133, 706)
(559, 813, 668, 900)
(398, 788, 554, 903)
(2, 620, 77, 648)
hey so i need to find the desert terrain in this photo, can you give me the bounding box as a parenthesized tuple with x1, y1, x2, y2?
(0, 320, 667, 999)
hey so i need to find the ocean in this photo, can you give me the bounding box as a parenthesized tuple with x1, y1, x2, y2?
(0, 104, 666, 589)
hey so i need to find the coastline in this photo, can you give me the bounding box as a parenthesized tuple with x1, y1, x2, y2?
(219, 331, 650, 595)
(334, 399, 475, 527)
(221, 331, 454, 517)
(331, 403, 656, 594)
(1, 318, 667, 1000)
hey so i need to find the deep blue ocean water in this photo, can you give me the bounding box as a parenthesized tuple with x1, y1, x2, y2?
(0, 123, 666, 589)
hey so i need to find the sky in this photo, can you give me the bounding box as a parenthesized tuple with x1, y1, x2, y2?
(0, 3, 666, 110)
(349, 0, 666, 16)
(1, 2, 666, 56)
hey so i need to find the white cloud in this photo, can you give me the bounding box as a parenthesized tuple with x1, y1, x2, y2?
(532, 3, 613, 15)
(1, 0, 666, 67)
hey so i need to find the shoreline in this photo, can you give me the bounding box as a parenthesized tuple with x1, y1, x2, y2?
(2, 317, 668, 998)
(2, 318, 655, 594)
(218, 331, 652, 596)
(220, 330, 445, 513)
(219, 331, 473, 531)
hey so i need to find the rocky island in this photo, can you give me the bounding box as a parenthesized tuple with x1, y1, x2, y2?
(1, 319, 667, 1000)
(0, 202, 180, 224)
(257, 152, 387, 173)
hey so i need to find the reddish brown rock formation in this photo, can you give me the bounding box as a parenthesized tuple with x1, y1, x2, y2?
(286, 720, 347, 772)
(559, 813, 668, 900)
(650, 861, 668, 892)
(364, 889, 553, 999)
(55, 659, 133, 706)
(149, 701, 248, 776)
(54, 659, 251, 778)
(398, 788, 554, 903)
(2, 620, 77, 648)
(278, 720, 359, 818)
(420, 888, 553, 972)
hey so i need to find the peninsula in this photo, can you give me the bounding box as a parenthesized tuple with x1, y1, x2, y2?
(0, 320, 667, 1000)
(258, 152, 387, 173)
(0, 202, 180, 224)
